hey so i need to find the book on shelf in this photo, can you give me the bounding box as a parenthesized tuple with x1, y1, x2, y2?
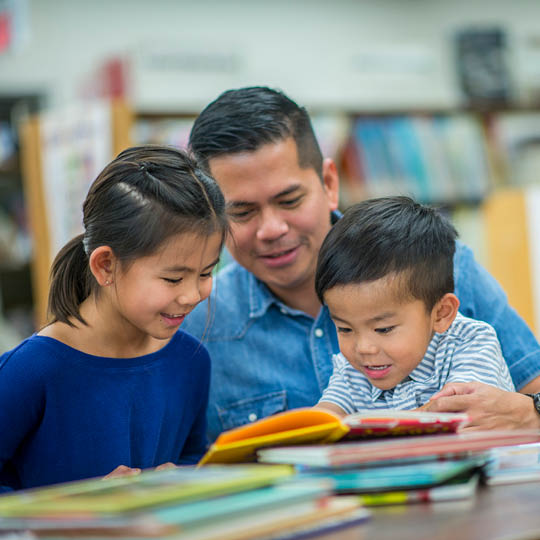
(199, 408, 469, 465)
(257, 430, 540, 468)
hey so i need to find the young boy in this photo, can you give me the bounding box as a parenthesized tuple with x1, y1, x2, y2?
(315, 196, 515, 416)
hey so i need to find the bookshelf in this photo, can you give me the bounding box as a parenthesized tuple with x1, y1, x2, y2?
(18, 99, 133, 329)
(0, 95, 43, 349)
(130, 106, 540, 334)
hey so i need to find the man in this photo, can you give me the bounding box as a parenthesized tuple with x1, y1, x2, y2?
(183, 86, 540, 441)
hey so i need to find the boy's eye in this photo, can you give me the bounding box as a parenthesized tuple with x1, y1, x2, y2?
(200, 271, 213, 279)
(375, 326, 395, 334)
(336, 326, 352, 334)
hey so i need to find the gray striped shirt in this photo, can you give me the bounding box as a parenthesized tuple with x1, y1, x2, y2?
(319, 313, 515, 414)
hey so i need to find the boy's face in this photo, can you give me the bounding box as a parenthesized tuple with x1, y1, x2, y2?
(324, 275, 438, 391)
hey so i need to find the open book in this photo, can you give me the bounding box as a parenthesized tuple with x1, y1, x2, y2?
(199, 408, 469, 465)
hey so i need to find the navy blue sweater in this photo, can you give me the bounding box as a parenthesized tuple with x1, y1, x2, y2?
(0, 330, 210, 491)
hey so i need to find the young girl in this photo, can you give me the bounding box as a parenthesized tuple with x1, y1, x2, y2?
(0, 146, 228, 491)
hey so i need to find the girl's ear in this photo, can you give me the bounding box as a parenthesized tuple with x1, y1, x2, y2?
(432, 293, 460, 333)
(88, 246, 116, 287)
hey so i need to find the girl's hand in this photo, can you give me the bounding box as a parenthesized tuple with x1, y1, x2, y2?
(103, 465, 141, 479)
(155, 462, 178, 471)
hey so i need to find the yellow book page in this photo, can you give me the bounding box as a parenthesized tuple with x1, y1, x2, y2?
(199, 408, 349, 465)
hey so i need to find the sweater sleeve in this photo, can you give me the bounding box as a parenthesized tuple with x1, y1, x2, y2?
(177, 346, 211, 465)
(0, 342, 46, 490)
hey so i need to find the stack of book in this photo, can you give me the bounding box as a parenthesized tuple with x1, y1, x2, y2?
(0, 464, 370, 539)
(200, 409, 540, 506)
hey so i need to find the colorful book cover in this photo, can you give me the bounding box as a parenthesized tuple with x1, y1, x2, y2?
(485, 442, 540, 485)
(0, 464, 293, 517)
(199, 409, 349, 465)
(0, 479, 333, 537)
(257, 430, 540, 468)
(297, 457, 484, 493)
(199, 409, 470, 465)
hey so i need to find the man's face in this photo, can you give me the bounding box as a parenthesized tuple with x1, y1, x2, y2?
(208, 137, 339, 300)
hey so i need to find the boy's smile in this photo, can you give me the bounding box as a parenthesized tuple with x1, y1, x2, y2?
(324, 275, 440, 391)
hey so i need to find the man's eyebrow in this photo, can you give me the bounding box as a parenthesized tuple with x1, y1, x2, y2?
(226, 184, 303, 209)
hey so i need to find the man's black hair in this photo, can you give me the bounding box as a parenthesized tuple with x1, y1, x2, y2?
(315, 196, 458, 311)
(189, 86, 323, 179)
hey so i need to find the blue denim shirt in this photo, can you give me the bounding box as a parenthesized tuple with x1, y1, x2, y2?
(183, 242, 540, 442)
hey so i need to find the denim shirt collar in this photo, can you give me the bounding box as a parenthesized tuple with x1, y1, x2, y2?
(246, 209, 342, 320)
(247, 271, 309, 319)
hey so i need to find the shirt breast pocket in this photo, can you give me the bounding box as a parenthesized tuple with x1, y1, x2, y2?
(217, 390, 287, 432)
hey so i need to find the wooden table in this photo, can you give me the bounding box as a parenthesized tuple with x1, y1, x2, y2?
(317, 482, 540, 540)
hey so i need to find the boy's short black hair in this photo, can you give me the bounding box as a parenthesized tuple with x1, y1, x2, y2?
(188, 86, 323, 179)
(315, 196, 458, 311)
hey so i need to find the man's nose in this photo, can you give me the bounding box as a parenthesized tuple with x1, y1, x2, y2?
(256, 208, 288, 241)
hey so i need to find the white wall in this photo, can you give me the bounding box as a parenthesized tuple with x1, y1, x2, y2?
(1, 0, 540, 111)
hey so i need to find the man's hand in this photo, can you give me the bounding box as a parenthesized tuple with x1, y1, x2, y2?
(103, 465, 141, 479)
(423, 381, 540, 431)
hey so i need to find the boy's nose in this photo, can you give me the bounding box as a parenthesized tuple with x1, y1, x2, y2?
(355, 338, 378, 355)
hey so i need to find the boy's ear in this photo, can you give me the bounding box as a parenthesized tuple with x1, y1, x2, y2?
(88, 246, 116, 287)
(432, 293, 460, 333)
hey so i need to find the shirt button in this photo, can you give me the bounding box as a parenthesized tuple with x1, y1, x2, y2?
(315, 328, 324, 338)
(248, 413, 258, 422)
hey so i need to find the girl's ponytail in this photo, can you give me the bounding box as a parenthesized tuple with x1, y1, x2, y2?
(47, 234, 92, 326)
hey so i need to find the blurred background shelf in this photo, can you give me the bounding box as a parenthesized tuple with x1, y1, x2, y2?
(3, 0, 540, 344)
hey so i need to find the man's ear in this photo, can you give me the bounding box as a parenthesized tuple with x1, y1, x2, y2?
(432, 293, 460, 333)
(322, 158, 339, 212)
(88, 246, 116, 287)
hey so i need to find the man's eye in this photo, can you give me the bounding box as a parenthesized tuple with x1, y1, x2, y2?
(280, 196, 303, 207)
(375, 326, 395, 334)
(228, 209, 253, 220)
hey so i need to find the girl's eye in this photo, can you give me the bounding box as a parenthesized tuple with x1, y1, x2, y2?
(163, 278, 182, 284)
(375, 326, 395, 334)
(200, 271, 213, 279)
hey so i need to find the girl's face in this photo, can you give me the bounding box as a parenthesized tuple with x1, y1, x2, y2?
(110, 231, 222, 341)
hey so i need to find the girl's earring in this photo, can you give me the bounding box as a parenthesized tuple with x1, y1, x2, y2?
(105, 280, 111, 286)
